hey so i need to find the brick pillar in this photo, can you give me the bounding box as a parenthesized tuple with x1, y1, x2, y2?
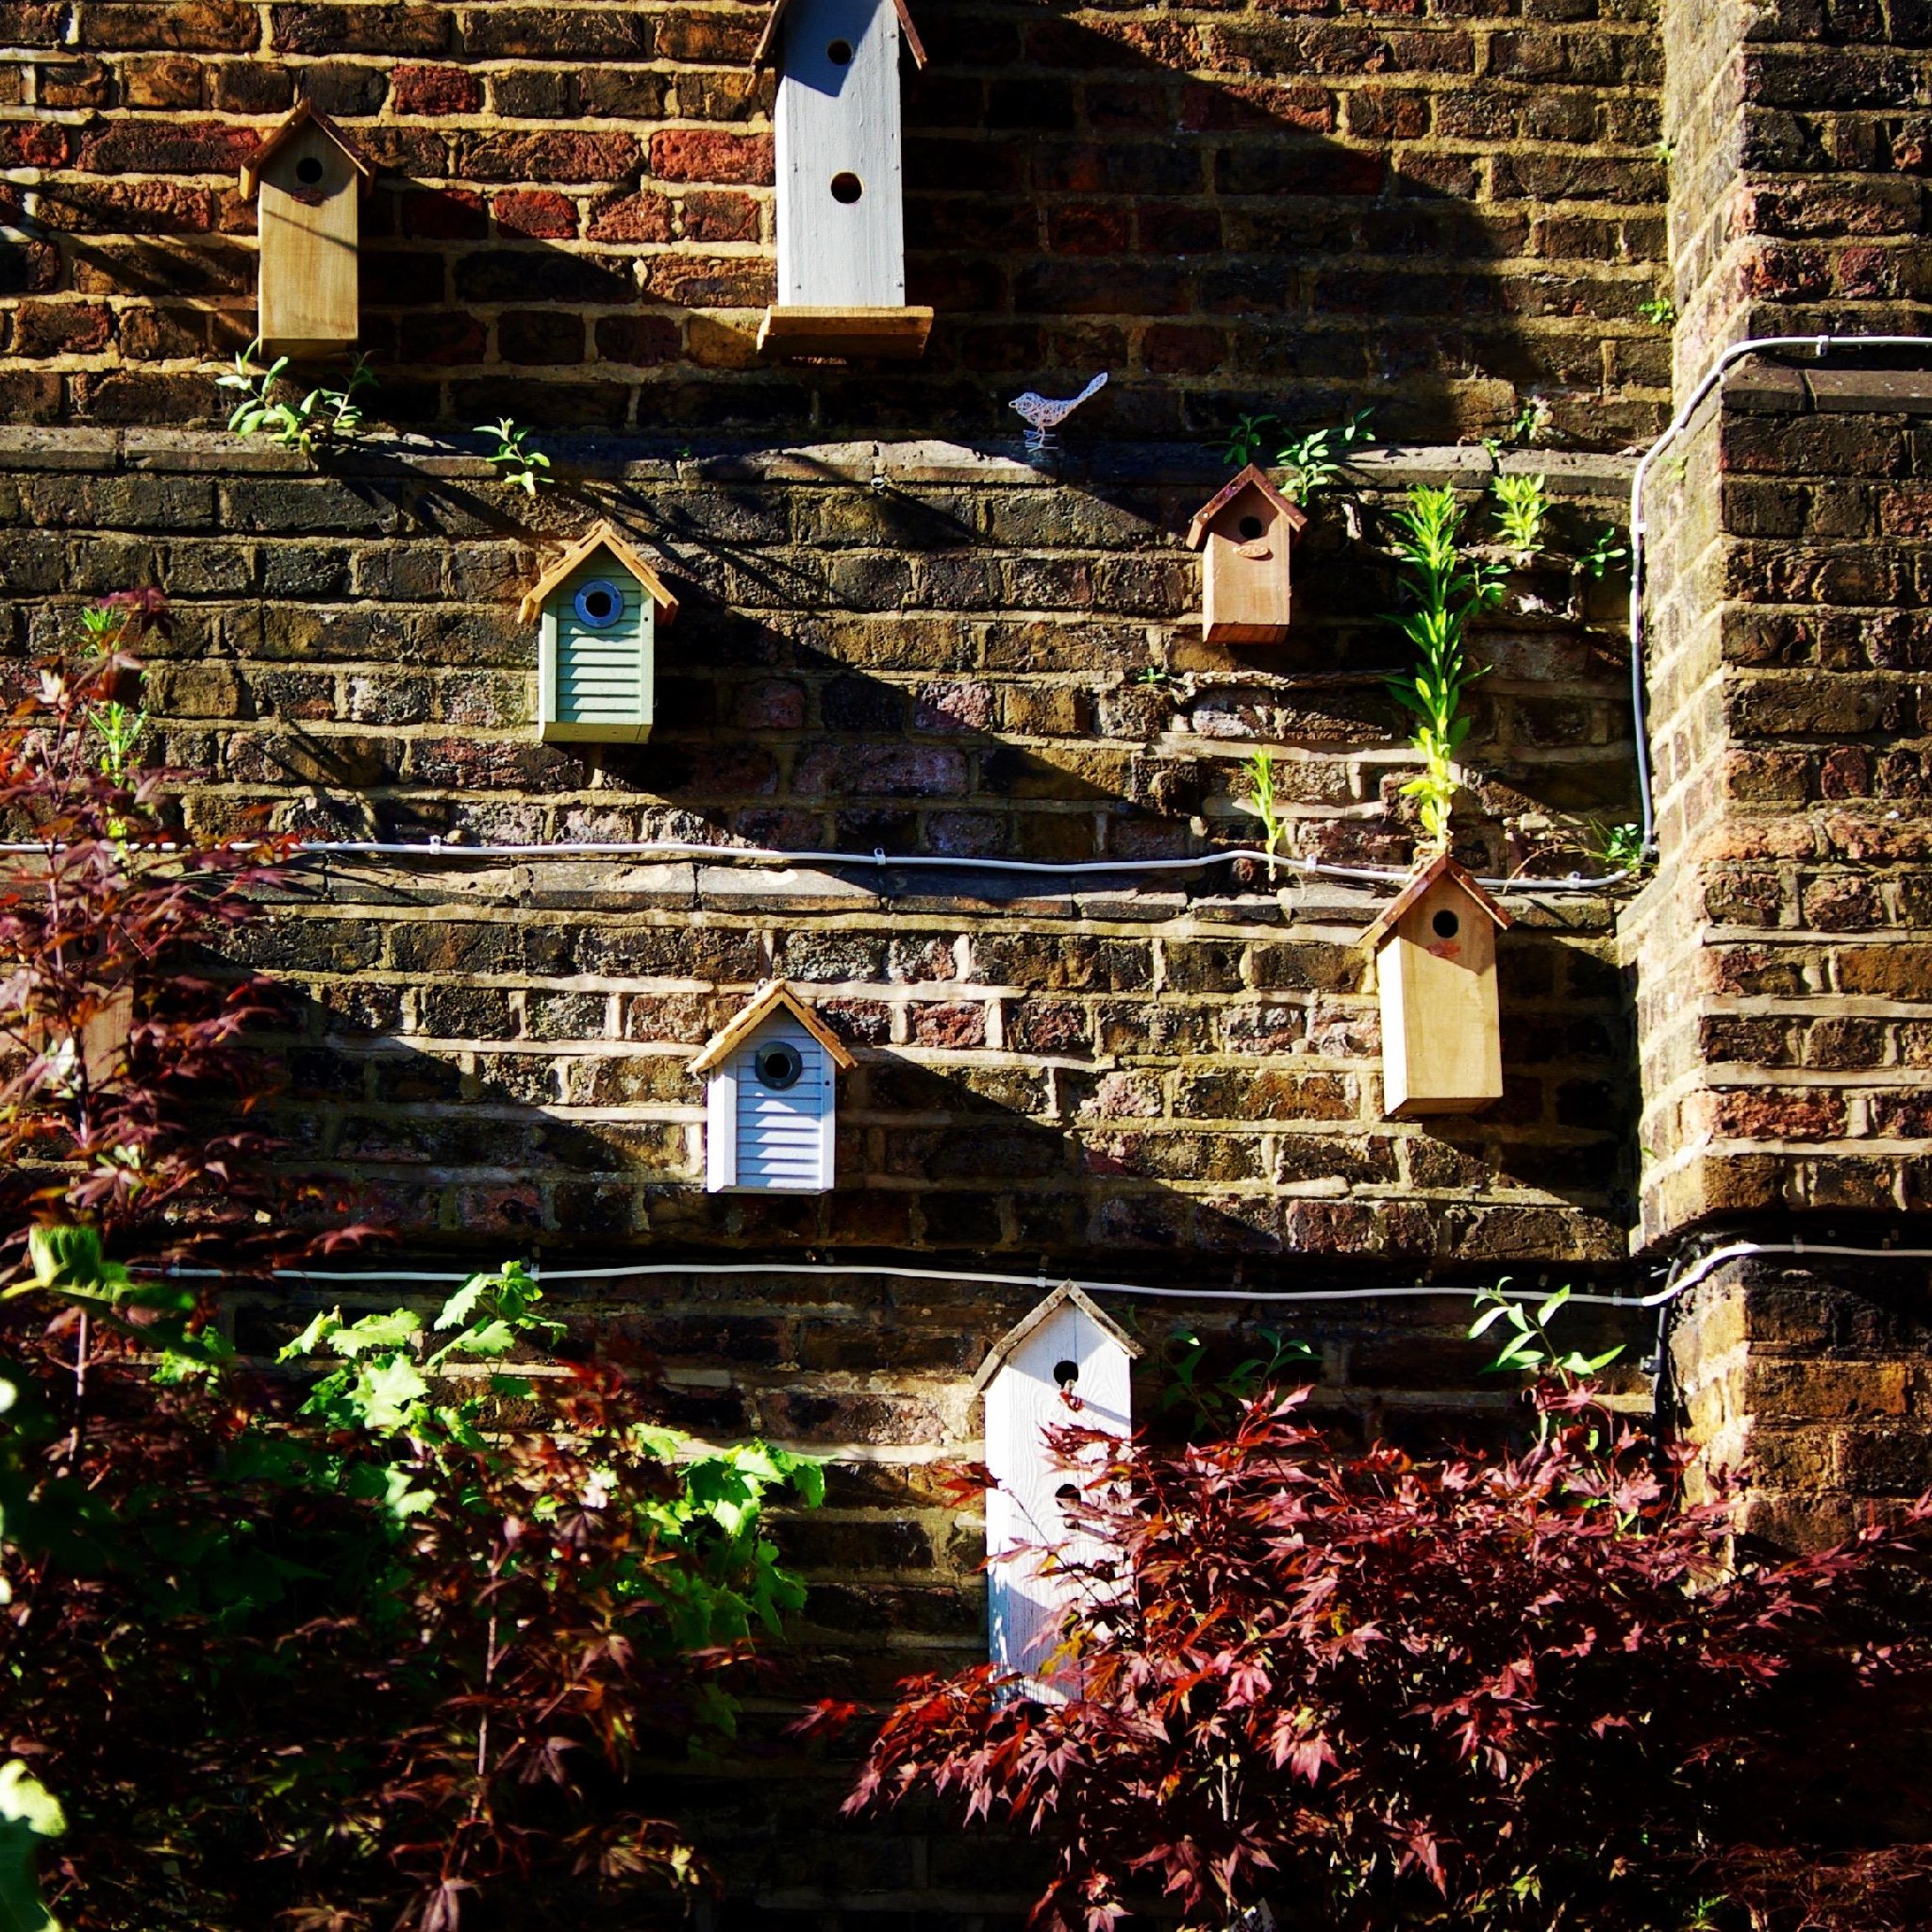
(1633, 0, 1932, 1540)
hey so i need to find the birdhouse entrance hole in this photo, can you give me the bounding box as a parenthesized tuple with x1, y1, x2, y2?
(1433, 908, 1459, 938)
(830, 171, 863, 203)
(1238, 514, 1265, 541)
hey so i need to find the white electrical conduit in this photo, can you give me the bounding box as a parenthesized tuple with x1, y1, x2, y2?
(154, 1239, 1932, 1315)
(1627, 332, 1932, 850)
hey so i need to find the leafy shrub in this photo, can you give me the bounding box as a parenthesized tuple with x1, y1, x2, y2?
(819, 1387, 1932, 1932)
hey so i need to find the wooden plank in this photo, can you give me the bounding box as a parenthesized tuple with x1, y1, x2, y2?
(757, 304, 932, 359)
(1379, 877, 1503, 1115)
(258, 122, 360, 356)
(775, 0, 905, 308)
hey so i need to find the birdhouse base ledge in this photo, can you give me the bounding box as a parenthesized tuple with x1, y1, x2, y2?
(757, 305, 933, 359)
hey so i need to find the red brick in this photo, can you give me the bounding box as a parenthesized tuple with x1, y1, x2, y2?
(79, 2, 259, 50)
(492, 190, 577, 240)
(0, 119, 70, 167)
(75, 120, 258, 174)
(391, 63, 483, 115)
(679, 189, 758, 244)
(463, 130, 638, 183)
(399, 189, 487, 241)
(11, 301, 111, 355)
(588, 191, 674, 243)
(649, 128, 774, 186)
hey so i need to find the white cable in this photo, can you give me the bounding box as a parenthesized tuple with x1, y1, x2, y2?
(1627, 332, 1932, 848)
(165, 1255, 1659, 1308)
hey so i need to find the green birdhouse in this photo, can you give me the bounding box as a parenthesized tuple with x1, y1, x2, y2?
(518, 523, 678, 744)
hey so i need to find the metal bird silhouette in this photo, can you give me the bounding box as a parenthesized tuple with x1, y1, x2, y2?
(1008, 372, 1108, 456)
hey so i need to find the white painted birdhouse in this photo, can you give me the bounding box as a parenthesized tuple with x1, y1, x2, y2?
(753, 0, 932, 359)
(691, 982, 857, 1193)
(517, 523, 678, 745)
(1186, 464, 1309, 645)
(241, 102, 375, 358)
(1363, 853, 1511, 1118)
(972, 1283, 1141, 1690)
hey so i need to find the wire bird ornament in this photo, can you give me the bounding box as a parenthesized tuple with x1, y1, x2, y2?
(1008, 372, 1108, 460)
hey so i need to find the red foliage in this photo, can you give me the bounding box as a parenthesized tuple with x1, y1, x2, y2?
(0, 608, 359, 1275)
(835, 1390, 1932, 1932)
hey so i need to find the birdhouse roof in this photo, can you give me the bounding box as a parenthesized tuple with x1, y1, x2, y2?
(1360, 852, 1512, 952)
(689, 980, 858, 1075)
(516, 522, 679, 625)
(240, 100, 376, 200)
(1186, 464, 1310, 551)
(970, 1281, 1144, 1394)
(753, 0, 928, 69)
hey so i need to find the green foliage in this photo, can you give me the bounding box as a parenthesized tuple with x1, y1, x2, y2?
(0, 1262, 823, 1926)
(1275, 408, 1375, 508)
(475, 415, 552, 496)
(1156, 1324, 1318, 1437)
(1639, 294, 1678, 327)
(1583, 818, 1653, 875)
(1578, 524, 1630, 580)
(1219, 411, 1278, 468)
(0, 1761, 63, 1932)
(1490, 471, 1550, 561)
(215, 340, 376, 457)
(1231, 747, 1288, 864)
(1479, 396, 1552, 460)
(1471, 1282, 1624, 1441)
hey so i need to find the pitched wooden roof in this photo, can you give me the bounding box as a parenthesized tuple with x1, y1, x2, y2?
(971, 1282, 1144, 1394)
(1360, 852, 1512, 952)
(754, 0, 927, 70)
(1186, 463, 1310, 550)
(240, 100, 376, 200)
(689, 980, 858, 1075)
(516, 522, 679, 625)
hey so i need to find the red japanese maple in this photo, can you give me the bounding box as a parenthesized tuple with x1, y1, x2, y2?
(822, 1388, 1932, 1932)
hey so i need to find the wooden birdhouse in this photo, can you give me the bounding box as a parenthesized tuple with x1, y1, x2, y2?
(972, 1283, 1141, 1690)
(752, 0, 932, 360)
(240, 102, 375, 358)
(691, 981, 857, 1194)
(517, 523, 678, 745)
(1362, 853, 1512, 1118)
(1185, 465, 1309, 645)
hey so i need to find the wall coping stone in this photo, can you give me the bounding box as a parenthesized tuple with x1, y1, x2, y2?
(0, 427, 1640, 494)
(1719, 360, 1932, 417)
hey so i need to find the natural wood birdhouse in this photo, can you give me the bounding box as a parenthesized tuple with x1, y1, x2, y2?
(753, 0, 932, 360)
(1186, 464, 1309, 645)
(518, 523, 678, 745)
(240, 102, 375, 358)
(1362, 853, 1511, 1118)
(691, 982, 857, 1194)
(972, 1283, 1141, 1691)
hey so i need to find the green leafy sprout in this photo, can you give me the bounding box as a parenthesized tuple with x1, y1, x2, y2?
(216, 339, 377, 457)
(1578, 525, 1630, 580)
(1584, 818, 1653, 876)
(1275, 407, 1375, 508)
(1639, 293, 1678, 327)
(1158, 1324, 1318, 1436)
(476, 415, 552, 496)
(1491, 471, 1551, 562)
(1471, 1282, 1625, 1442)
(1231, 746, 1288, 868)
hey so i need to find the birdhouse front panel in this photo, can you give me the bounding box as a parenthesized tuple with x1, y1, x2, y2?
(256, 121, 361, 357)
(1378, 873, 1504, 1117)
(706, 1013, 838, 1192)
(540, 559, 654, 744)
(1201, 484, 1292, 642)
(776, 0, 907, 308)
(981, 1293, 1133, 1692)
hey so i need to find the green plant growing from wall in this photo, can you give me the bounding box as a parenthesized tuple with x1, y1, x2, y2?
(1583, 818, 1653, 876)
(1275, 408, 1375, 508)
(1232, 747, 1288, 868)
(1639, 293, 1678, 327)
(1579, 525, 1630, 579)
(1491, 471, 1551, 562)
(216, 340, 376, 457)
(1219, 411, 1279, 468)
(476, 415, 552, 496)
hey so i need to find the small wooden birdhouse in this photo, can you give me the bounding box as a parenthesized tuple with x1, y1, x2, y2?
(1185, 464, 1309, 645)
(240, 102, 375, 358)
(517, 523, 678, 745)
(972, 1283, 1141, 1690)
(1362, 853, 1512, 1118)
(753, 0, 932, 360)
(691, 981, 857, 1194)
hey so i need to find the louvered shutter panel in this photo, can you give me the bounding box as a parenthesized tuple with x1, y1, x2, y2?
(539, 563, 654, 743)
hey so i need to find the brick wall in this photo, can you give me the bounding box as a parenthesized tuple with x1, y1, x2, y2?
(0, 0, 1668, 441)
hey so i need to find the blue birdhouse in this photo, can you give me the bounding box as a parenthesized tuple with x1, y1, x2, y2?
(518, 522, 677, 744)
(691, 982, 857, 1194)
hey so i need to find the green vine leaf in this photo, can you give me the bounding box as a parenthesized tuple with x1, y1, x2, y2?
(0, 1761, 64, 1932)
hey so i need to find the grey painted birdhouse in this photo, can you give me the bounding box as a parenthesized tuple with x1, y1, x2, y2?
(691, 982, 857, 1194)
(518, 523, 678, 745)
(1186, 465, 1309, 645)
(1362, 853, 1511, 1118)
(753, 0, 932, 359)
(972, 1284, 1141, 1691)
(241, 102, 375, 358)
